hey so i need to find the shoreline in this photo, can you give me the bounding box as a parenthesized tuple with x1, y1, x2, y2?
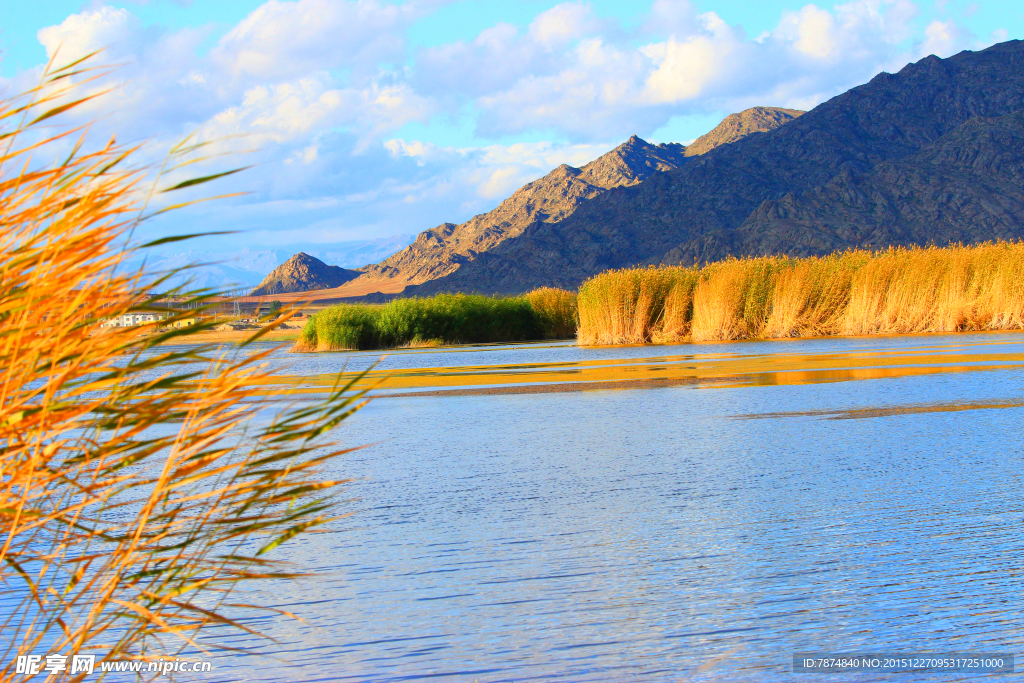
(150, 325, 1024, 351)
(151, 328, 302, 346)
(287, 326, 1024, 354)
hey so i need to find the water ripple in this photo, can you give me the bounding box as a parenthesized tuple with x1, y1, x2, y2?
(195, 332, 1024, 682)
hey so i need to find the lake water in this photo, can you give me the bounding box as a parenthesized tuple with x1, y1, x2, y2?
(200, 332, 1024, 682)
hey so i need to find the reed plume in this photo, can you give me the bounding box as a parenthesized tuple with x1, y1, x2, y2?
(577, 244, 1024, 345)
(1, 58, 366, 681)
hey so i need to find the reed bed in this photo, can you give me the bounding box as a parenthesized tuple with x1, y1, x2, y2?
(2, 58, 365, 679)
(526, 287, 578, 340)
(294, 289, 578, 351)
(577, 244, 1024, 345)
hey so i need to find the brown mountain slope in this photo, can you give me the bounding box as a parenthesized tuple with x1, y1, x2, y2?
(343, 106, 802, 294)
(353, 136, 685, 288)
(405, 41, 1024, 296)
(684, 106, 803, 157)
(250, 252, 360, 296)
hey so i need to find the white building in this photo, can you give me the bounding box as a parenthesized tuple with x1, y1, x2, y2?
(101, 313, 166, 328)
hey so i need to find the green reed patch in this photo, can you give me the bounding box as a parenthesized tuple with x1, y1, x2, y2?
(294, 291, 578, 351)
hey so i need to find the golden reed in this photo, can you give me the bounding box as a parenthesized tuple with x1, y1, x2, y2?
(1, 57, 366, 677)
(525, 287, 578, 340)
(577, 243, 1024, 345)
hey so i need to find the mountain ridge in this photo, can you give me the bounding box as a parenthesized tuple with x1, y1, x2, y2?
(353, 135, 689, 288)
(340, 106, 803, 294)
(684, 106, 805, 157)
(403, 41, 1024, 295)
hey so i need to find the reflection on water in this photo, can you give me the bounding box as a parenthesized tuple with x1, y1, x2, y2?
(245, 332, 1024, 397)
(191, 332, 1024, 682)
(737, 397, 1024, 420)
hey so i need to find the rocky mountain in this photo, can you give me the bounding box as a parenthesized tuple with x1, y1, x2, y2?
(405, 41, 1024, 295)
(348, 106, 801, 293)
(355, 136, 686, 288)
(728, 109, 1024, 256)
(250, 252, 360, 296)
(684, 106, 804, 157)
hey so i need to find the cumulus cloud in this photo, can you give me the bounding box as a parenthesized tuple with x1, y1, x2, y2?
(211, 0, 430, 84)
(641, 0, 701, 37)
(414, 2, 614, 106)
(200, 75, 432, 150)
(31, 2, 437, 156)
(919, 19, 973, 57)
(772, 0, 919, 63)
(407, 0, 981, 140)
(528, 2, 603, 48)
(384, 138, 614, 201)
(466, 0, 957, 139)
(642, 13, 744, 104)
(473, 37, 661, 138)
(786, 5, 842, 60)
(414, 23, 548, 99)
(33, 7, 216, 141)
(37, 6, 142, 62)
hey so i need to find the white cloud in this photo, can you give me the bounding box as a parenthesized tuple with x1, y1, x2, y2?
(528, 2, 601, 48)
(415, 23, 549, 99)
(420, 0, 958, 139)
(791, 5, 840, 60)
(473, 37, 660, 137)
(286, 143, 320, 165)
(211, 0, 426, 83)
(32, 4, 436, 155)
(383, 137, 613, 201)
(188, 77, 434, 196)
(642, 13, 744, 104)
(920, 19, 971, 57)
(476, 140, 610, 169)
(772, 1, 920, 64)
(37, 6, 141, 63)
(473, 166, 525, 199)
(204, 76, 345, 144)
(642, 0, 700, 37)
(384, 138, 446, 165)
(32, 7, 217, 142)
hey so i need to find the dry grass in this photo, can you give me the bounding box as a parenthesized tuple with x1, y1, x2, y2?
(576, 267, 689, 345)
(577, 244, 1024, 345)
(1, 59, 367, 680)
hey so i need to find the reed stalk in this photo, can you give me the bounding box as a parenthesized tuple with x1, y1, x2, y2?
(1, 58, 366, 681)
(525, 288, 578, 340)
(577, 244, 1024, 345)
(295, 289, 578, 352)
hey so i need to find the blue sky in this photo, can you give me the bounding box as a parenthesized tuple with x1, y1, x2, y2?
(2, 0, 1022, 281)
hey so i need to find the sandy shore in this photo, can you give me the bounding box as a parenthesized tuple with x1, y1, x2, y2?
(151, 327, 302, 346)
